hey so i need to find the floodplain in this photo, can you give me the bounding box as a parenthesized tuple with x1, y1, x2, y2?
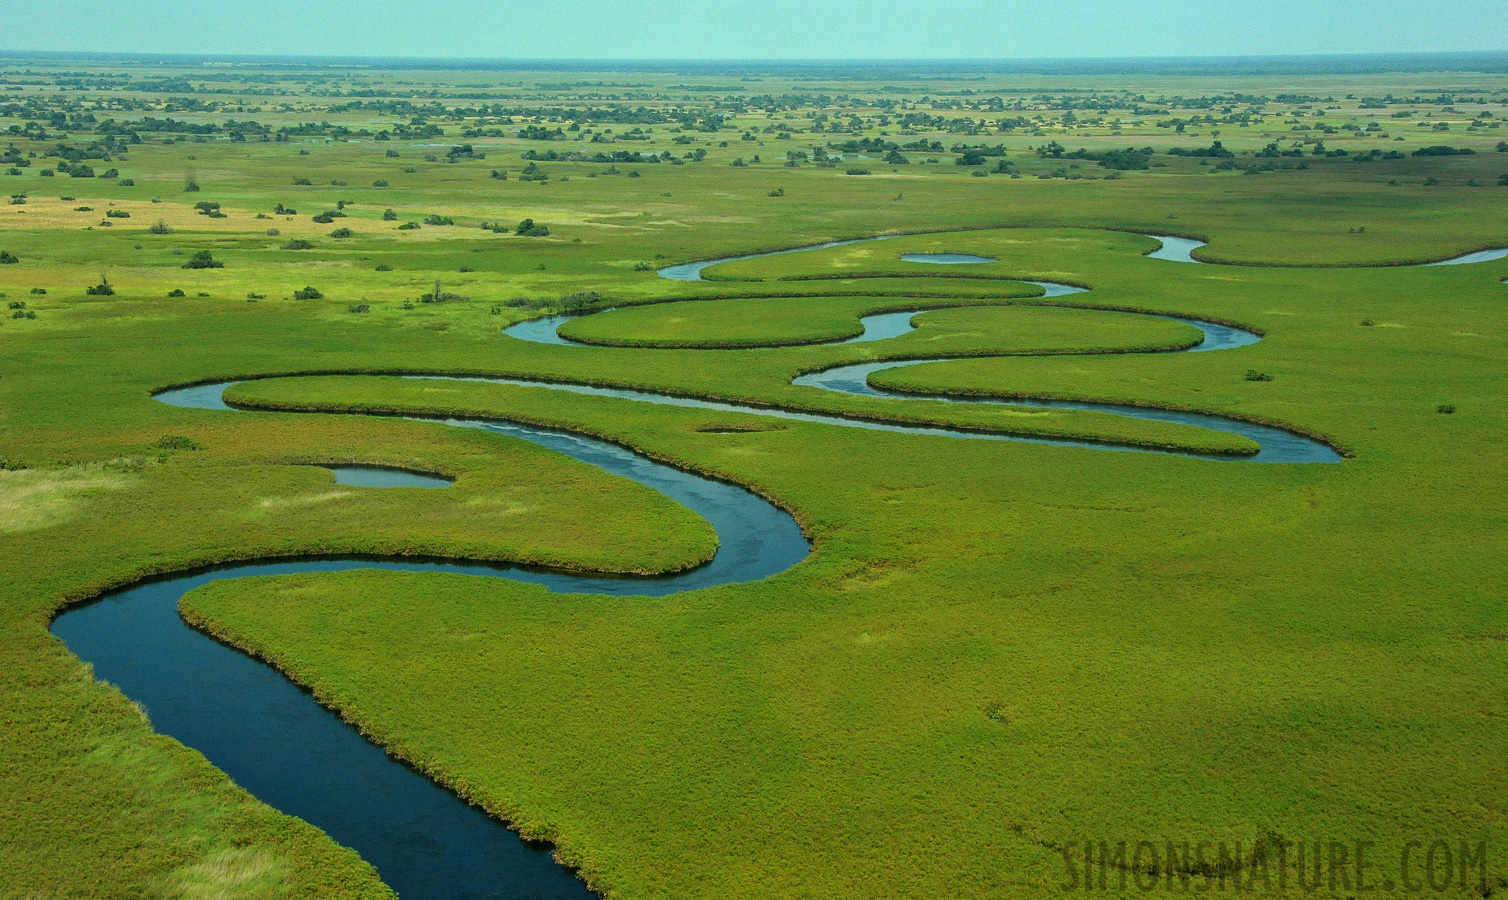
(1, 54, 1506, 899)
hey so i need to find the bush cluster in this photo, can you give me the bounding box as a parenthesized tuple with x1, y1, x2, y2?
(182, 251, 223, 269)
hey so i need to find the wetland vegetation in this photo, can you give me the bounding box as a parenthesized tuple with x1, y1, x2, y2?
(1, 52, 1506, 900)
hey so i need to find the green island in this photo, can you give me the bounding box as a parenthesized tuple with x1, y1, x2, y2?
(1, 49, 1506, 900)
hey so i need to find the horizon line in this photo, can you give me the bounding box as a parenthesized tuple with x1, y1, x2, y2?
(2, 49, 1507, 66)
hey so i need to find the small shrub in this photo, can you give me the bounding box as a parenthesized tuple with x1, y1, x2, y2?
(846, 167, 871, 175)
(633, 262, 653, 272)
(246, 292, 265, 300)
(281, 239, 315, 250)
(265, 228, 280, 236)
(515, 217, 549, 237)
(0, 250, 17, 265)
(85, 278, 114, 296)
(768, 188, 785, 197)
(105, 209, 131, 218)
(119, 178, 134, 186)
(311, 211, 342, 224)
(372, 179, 389, 187)
(397, 222, 420, 230)
(8, 300, 24, 309)
(1437, 404, 1456, 414)
(385, 149, 400, 158)
(100, 168, 119, 179)
(12, 309, 35, 319)
(29, 288, 45, 295)
(1244, 369, 1274, 382)
(184, 181, 200, 192)
(382, 208, 397, 221)
(329, 227, 354, 238)
(558, 290, 610, 311)
(423, 214, 455, 226)
(167, 288, 186, 297)
(1361, 319, 1375, 326)
(292, 286, 323, 300)
(292, 177, 312, 185)
(273, 203, 297, 215)
(348, 303, 370, 313)
(149, 220, 172, 235)
(375, 263, 393, 272)
(182, 251, 223, 270)
(156, 435, 203, 450)
(458, 265, 473, 273)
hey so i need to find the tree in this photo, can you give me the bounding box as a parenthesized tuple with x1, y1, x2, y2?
(382, 208, 397, 221)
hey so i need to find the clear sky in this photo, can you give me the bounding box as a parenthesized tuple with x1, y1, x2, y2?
(0, 0, 1501, 60)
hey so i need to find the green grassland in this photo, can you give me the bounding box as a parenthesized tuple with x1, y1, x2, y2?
(1, 56, 1507, 899)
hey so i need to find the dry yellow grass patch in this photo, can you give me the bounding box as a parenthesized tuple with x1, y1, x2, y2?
(168, 848, 288, 900)
(0, 467, 133, 533)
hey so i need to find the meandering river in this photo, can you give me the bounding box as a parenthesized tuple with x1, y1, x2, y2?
(53, 226, 1402, 898)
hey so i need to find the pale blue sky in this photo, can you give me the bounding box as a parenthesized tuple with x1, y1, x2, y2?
(0, 0, 1501, 60)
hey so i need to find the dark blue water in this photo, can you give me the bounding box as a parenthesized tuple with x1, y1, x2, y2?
(53, 230, 1355, 898)
(326, 465, 453, 488)
(54, 394, 810, 900)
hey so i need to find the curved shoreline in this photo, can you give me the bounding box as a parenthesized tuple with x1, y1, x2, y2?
(53, 399, 811, 900)
(652, 227, 1506, 279)
(52, 226, 1366, 898)
(504, 280, 1069, 350)
(500, 276, 1330, 460)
